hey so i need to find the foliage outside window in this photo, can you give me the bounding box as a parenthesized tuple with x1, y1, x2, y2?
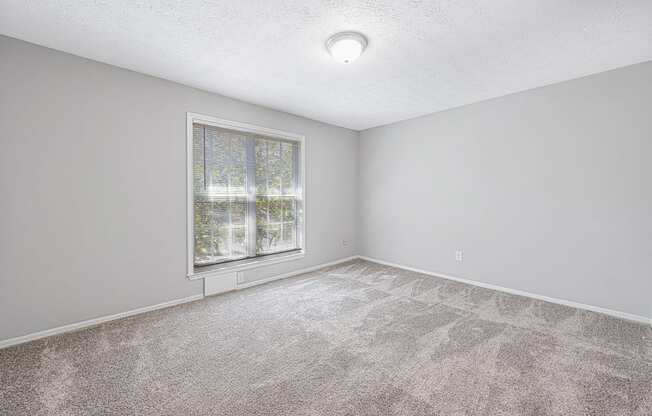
(192, 123, 302, 267)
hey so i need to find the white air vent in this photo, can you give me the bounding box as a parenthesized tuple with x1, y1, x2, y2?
(204, 272, 237, 296)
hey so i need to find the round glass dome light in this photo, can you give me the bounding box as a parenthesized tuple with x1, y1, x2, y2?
(326, 32, 368, 64)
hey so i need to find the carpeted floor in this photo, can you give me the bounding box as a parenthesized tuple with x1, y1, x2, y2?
(1, 259, 650, 415)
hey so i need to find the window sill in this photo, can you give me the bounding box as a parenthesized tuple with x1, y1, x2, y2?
(187, 250, 305, 280)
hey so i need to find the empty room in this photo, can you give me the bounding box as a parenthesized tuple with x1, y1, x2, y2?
(1, 1, 650, 415)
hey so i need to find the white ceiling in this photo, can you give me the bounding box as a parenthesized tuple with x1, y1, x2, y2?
(2, 1, 651, 130)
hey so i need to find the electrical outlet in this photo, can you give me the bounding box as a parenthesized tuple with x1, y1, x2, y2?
(455, 250, 463, 262)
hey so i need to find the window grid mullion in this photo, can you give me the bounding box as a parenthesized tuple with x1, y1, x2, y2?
(280, 143, 285, 248)
(292, 142, 300, 248)
(245, 136, 257, 258)
(265, 141, 270, 253)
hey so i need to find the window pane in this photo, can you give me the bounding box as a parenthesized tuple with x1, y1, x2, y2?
(226, 134, 247, 193)
(280, 142, 295, 195)
(255, 141, 267, 195)
(193, 121, 301, 266)
(256, 196, 298, 254)
(254, 137, 299, 255)
(194, 197, 248, 265)
(193, 123, 249, 266)
(256, 223, 279, 254)
(255, 138, 294, 196)
(192, 124, 205, 194)
(267, 141, 282, 195)
(282, 222, 296, 248)
(204, 127, 228, 193)
(202, 126, 248, 195)
(269, 198, 282, 223)
(282, 199, 295, 222)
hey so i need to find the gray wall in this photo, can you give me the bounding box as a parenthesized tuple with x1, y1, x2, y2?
(0, 36, 358, 341)
(359, 62, 652, 319)
(1, 34, 650, 343)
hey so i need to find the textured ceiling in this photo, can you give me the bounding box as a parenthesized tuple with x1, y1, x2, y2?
(1, 1, 651, 130)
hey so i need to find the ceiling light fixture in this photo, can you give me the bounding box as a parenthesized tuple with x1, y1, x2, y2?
(326, 32, 368, 64)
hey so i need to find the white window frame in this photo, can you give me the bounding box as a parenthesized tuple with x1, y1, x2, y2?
(186, 112, 306, 279)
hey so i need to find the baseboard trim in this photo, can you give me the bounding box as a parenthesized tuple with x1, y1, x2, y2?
(0, 256, 359, 349)
(5, 253, 645, 349)
(0, 294, 204, 350)
(357, 255, 651, 325)
(236, 256, 359, 290)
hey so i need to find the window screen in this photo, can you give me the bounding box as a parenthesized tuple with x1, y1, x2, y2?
(193, 123, 301, 267)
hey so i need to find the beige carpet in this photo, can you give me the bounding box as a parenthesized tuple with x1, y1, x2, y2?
(1, 259, 650, 415)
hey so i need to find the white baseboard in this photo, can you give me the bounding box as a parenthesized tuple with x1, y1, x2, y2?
(0, 256, 359, 349)
(0, 294, 204, 350)
(5, 253, 644, 350)
(236, 256, 359, 290)
(357, 255, 651, 325)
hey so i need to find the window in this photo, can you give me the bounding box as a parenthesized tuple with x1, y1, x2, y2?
(187, 113, 305, 276)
